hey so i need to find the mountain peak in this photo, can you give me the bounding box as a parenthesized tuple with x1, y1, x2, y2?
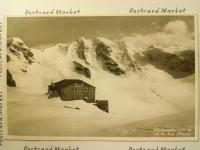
(147, 44, 156, 50)
(95, 37, 115, 47)
(7, 37, 34, 65)
(77, 36, 92, 49)
(8, 37, 30, 48)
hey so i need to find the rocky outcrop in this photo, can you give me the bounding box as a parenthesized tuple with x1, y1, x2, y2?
(76, 37, 92, 65)
(7, 70, 16, 87)
(143, 46, 195, 78)
(7, 55, 11, 62)
(119, 41, 142, 72)
(7, 37, 34, 64)
(95, 42, 125, 75)
(73, 61, 91, 78)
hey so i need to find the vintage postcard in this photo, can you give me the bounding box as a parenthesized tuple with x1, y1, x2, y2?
(4, 15, 198, 141)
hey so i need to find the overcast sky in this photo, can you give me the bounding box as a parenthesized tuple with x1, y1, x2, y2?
(7, 16, 194, 47)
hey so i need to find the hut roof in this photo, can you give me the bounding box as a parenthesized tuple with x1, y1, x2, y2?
(51, 79, 95, 89)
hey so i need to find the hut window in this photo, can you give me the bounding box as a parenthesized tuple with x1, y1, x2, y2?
(74, 87, 78, 92)
(85, 87, 88, 91)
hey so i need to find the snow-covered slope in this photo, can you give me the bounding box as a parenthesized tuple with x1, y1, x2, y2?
(99, 110, 195, 137)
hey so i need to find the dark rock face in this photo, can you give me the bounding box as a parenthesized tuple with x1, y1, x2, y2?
(7, 38, 13, 47)
(178, 50, 195, 63)
(73, 61, 91, 78)
(7, 70, 16, 87)
(143, 47, 195, 78)
(7, 55, 11, 62)
(95, 43, 125, 75)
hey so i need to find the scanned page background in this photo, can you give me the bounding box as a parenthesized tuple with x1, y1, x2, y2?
(0, 0, 200, 150)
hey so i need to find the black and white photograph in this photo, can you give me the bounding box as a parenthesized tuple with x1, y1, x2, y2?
(6, 16, 197, 139)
